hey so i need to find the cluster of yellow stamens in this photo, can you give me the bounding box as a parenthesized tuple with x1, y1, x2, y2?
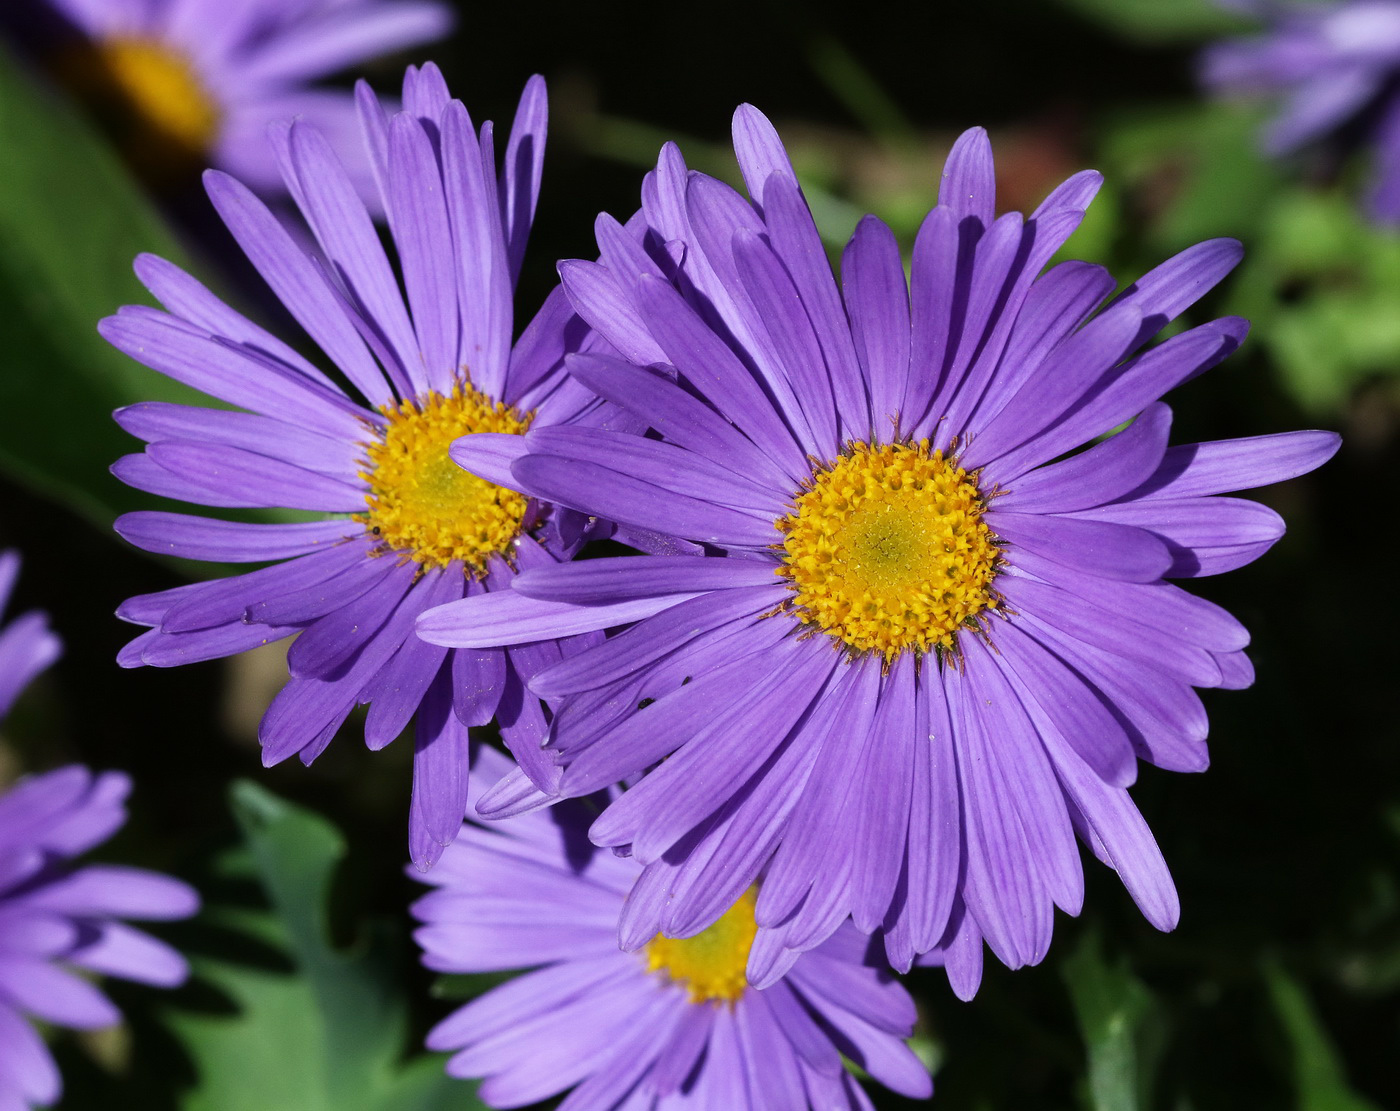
(777, 439, 1001, 661)
(55, 37, 220, 182)
(357, 384, 532, 574)
(644, 888, 759, 1005)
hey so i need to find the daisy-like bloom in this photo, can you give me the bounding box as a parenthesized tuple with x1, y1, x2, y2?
(419, 111, 1341, 994)
(0, 555, 197, 1110)
(105, 66, 620, 867)
(20, 0, 450, 194)
(411, 747, 931, 1110)
(1202, 0, 1400, 222)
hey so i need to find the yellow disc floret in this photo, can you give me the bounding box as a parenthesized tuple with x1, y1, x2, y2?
(55, 37, 220, 182)
(357, 384, 532, 574)
(645, 888, 759, 1005)
(777, 440, 1001, 661)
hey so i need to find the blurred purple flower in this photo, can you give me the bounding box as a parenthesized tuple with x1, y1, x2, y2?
(419, 111, 1341, 995)
(411, 747, 931, 1110)
(106, 66, 625, 869)
(23, 0, 451, 198)
(0, 555, 197, 1110)
(1202, 0, 1400, 221)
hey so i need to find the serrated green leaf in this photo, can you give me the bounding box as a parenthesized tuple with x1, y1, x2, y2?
(1064, 932, 1167, 1111)
(167, 781, 484, 1111)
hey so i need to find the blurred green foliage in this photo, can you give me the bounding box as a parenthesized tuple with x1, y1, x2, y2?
(0, 41, 210, 531)
(1063, 933, 1166, 1111)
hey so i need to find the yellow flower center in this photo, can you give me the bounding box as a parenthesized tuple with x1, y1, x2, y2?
(356, 385, 532, 574)
(54, 36, 220, 183)
(644, 888, 758, 1005)
(777, 440, 1001, 661)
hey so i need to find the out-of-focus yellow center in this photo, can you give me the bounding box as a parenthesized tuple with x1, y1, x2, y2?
(645, 889, 758, 1005)
(777, 440, 1000, 661)
(55, 37, 220, 181)
(356, 385, 531, 574)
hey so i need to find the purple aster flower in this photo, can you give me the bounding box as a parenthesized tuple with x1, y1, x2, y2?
(418, 111, 1341, 995)
(411, 746, 932, 1110)
(1202, 0, 1400, 222)
(0, 766, 199, 1110)
(0, 556, 197, 1110)
(106, 66, 623, 868)
(15, 0, 450, 197)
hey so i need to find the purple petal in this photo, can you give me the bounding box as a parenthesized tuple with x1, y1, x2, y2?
(201, 171, 392, 407)
(842, 215, 910, 432)
(529, 586, 781, 700)
(501, 75, 548, 284)
(115, 513, 354, 563)
(237, 3, 452, 85)
(0, 1003, 60, 1104)
(417, 589, 691, 649)
(141, 441, 366, 512)
(1002, 574, 1221, 688)
(559, 614, 800, 798)
(512, 454, 778, 549)
(1070, 496, 1286, 577)
(133, 253, 337, 390)
(0, 957, 120, 1029)
(732, 227, 840, 455)
(100, 308, 370, 439)
(386, 113, 458, 393)
(732, 104, 797, 200)
(286, 559, 416, 680)
(1105, 239, 1244, 351)
(1011, 550, 1250, 652)
(115, 401, 362, 478)
(25, 866, 198, 920)
(523, 425, 777, 513)
(633, 274, 810, 477)
(409, 670, 472, 868)
(564, 354, 793, 491)
(442, 102, 512, 396)
(996, 403, 1174, 514)
(1126, 430, 1340, 500)
(286, 120, 423, 395)
(68, 922, 189, 987)
(1047, 740, 1179, 931)
(993, 618, 1137, 787)
(513, 554, 776, 604)
(991, 511, 1173, 582)
(938, 127, 996, 228)
(977, 319, 1249, 483)
(760, 174, 868, 434)
(556, 259, 670, 367)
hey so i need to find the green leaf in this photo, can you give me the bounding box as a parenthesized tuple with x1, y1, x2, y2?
(1063, 931, 1167, 1111)
(0, 40, 234, 532)
(167, 782, 484, 1111)
(1264, 964, 1382, 1111)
